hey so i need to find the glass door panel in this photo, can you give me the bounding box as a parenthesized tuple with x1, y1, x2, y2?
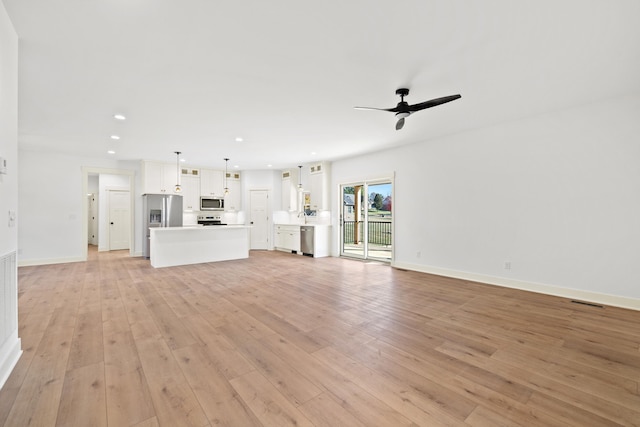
(341, 185, 365, 258)
(366, 182, 392, 261)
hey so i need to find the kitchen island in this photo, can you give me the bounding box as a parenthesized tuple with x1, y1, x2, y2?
(149, 225, 250, 268)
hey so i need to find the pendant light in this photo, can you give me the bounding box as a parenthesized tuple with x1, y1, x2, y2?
(298, 165, 303, 189)
(174, 151, 182, 193)
(223, 158, 230, 196)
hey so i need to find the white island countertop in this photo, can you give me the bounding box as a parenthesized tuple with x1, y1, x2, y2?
(150, 225, 251, 268)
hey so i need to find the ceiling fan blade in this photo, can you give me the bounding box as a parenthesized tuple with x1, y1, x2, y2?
(408, 94, 461, 112)
(354, 106, 398, 112)
(396, 117, 405, 130)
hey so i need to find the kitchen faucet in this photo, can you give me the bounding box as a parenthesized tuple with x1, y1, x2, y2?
(297, 210, 307, 224)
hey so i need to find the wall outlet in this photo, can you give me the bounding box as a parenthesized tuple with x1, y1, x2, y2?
(504, 261, 512, 270)
(0, 157, 6, 174)
(416, 251, 421, 258)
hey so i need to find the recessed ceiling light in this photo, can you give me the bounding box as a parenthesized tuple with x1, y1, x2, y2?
(110, 135, 120, 140)
(107, 150, 115, 154)
(180, 159, 186, 163)
(311, 151, 317, 155)
(113, 114, 126, 120)
(267, 164, 272, 168)
(235, 137, 243, 142)
(234, 165, 239, 168)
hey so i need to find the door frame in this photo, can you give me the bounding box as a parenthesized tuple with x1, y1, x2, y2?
(339, 176, 395, 262)
(81, 167, 135, 261)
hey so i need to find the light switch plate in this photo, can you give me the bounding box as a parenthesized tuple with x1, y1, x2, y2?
(0, 157, 7, 174)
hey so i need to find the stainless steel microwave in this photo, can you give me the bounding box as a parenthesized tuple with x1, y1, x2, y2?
(200, 196, 224, 211)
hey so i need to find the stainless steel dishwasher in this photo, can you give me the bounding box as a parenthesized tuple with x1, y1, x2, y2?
(300, 226, 314, 256)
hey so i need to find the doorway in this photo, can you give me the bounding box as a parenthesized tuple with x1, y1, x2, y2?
(340, 180, 393, 261)
(82, 167, 135, 261)
(249, 189, 270, 250)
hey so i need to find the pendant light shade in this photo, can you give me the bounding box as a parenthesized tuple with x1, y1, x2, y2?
(223, 158, 230, 196)
(298, 165, 303, 189)
(174, 151, 182, 193)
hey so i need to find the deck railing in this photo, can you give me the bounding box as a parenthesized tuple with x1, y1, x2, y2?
(343, 221, 392, 246)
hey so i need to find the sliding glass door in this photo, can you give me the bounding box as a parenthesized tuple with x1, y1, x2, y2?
(340, 180, 393, 261)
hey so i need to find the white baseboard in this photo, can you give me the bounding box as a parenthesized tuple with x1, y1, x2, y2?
(392, 261, 640, 312)
(18, 256, 85, 267)
(19, 251, 142, 266)
(0, 333, 22, 390)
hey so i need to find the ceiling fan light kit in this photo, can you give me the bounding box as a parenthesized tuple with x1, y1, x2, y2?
(355, 88, 461, 130)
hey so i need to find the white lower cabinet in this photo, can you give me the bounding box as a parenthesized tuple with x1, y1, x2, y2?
(274, 225, 300, 253)
(274, 224, 331, 257)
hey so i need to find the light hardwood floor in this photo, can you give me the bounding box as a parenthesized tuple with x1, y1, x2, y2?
(1, 247, 640, 426)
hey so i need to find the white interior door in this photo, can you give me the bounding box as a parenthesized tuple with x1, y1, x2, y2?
(108, 190, 130, 250)
(88, 193, 98, 245)
(249, 190, 270, 250)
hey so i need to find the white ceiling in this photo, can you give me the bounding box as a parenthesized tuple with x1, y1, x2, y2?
(3, 1, 640, 170)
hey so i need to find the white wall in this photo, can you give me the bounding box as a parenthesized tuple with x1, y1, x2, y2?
(0, 1, 21, 389)
(331, 94, 640, 308)
(17, 149, 137, 264)
(0, 6, 17, 256)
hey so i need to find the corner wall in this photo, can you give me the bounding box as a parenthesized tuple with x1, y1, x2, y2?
(0, 1, 21, 389)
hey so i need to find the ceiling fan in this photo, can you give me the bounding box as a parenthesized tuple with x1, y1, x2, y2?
(355, 88, 461, 130)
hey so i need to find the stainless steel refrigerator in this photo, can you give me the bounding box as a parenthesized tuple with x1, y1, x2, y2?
(143, 194, 183, 258)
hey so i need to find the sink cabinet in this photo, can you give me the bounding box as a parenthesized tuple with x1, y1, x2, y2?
(274, 224, 330, 257)
(274, 225, 300, 253)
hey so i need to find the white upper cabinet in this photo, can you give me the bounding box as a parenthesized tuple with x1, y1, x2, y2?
(281, 169, 299, 211)
(308, 162, 331, 211)
(200, 169, 224, 197)
(224, 172, 241, 211)
(143, 161, 242, 211)
(143, 161, 181, 194)
(180, 173, 200, 211)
